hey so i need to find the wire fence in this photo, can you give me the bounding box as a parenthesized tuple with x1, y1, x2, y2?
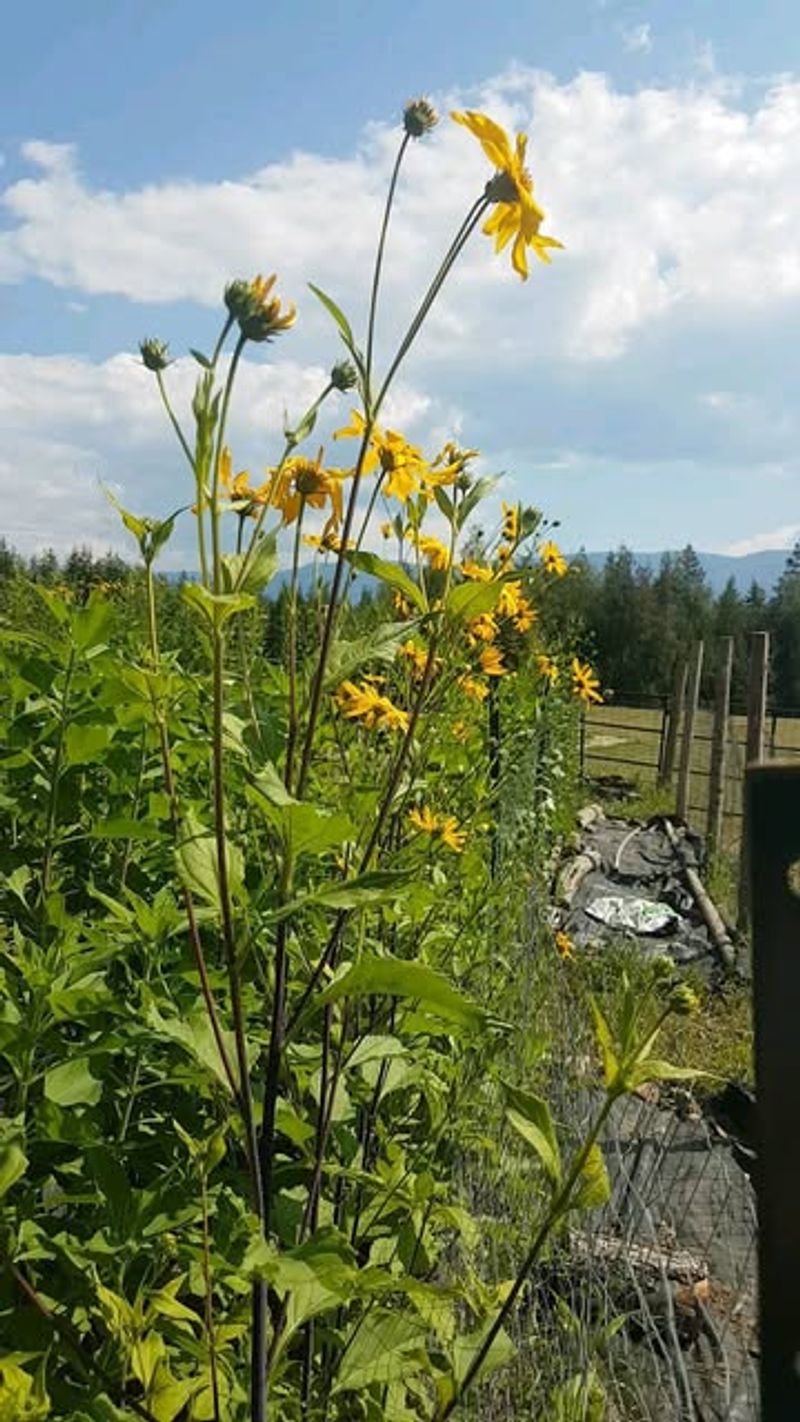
(579, 693, 800, 853)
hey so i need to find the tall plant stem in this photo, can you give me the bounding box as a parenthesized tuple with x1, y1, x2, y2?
(295, 198, 488, 798)
(210, 333, 247, 592)
(437, 1094, 617, 1419)
(41, 646, 76, 902)
(200, 1170, 222, 1422)
(284, 507, 306, 789)
(144, 564, 240, 1103)
(156, 368, 209, 587)
(364, 132, 410, 399)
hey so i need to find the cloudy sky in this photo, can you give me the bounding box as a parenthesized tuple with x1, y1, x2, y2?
(2, 0, 800, 564)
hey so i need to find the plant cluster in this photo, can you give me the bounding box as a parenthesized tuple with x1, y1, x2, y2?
(1, 99, 695, 1422)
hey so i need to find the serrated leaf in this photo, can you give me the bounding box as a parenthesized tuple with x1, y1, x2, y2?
(332, 1312, 427, 1394)
(176, 813, 244, 909)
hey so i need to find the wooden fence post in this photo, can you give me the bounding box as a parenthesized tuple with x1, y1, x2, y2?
(738, 630, 770, 929)
(676, 641, 704, 822)
(707, 637, 733, 856)
(659, 659, 688, 786)
(747, 763, 800, 1420)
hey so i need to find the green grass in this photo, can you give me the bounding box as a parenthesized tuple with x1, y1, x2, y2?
(583, 701, 800, 852)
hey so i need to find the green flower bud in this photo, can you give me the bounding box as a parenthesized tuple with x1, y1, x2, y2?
(669, 983, 700, 1017)
(139, 338, 170, 372)
(403, 98, 439, 139)
(331, 359, 358, 392)
(224, 279, 252, 322)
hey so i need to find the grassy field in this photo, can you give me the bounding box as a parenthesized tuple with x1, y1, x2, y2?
(583, 700, 800, 853)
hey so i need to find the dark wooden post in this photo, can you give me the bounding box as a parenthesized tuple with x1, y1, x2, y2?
(707, 636, 733, 856)
(739, 631, 770, 928)
(676, 642, 703, 822)
(659, 659, 688, 787)
(747, 763, 800, 1420)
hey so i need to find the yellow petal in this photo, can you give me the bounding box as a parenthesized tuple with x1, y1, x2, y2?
(511, 230, 530, 280)
(451, 109, 514, 172)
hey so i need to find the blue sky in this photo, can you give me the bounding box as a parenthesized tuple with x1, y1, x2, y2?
(2, 0, 800, 562)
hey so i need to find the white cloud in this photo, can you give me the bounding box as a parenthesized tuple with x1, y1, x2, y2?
(0, 351, 451, 558)
(723, 525, 800, 556)
(4, 68, 800, 365)
(622, 23, 653, 55)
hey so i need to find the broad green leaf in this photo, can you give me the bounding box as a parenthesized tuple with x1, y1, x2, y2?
(450, 1316, 515, 1387)
(327, 620, 415, 685)
(266, 869, 412, 923)
(346, 1034, 407, 1071)
(44, 1057, 102, 1107)
(571, 1142, 610, 1211)
(64, 722, 116, 765)
(332, 1312, 427, 1394)
(145, 1004, 238, 1094)
(176, 813, 244, 910)
(342, 552, 426, 612)
(221, 533, 278, 594)
(181, 580, 255, 629)
(89, 817, 166, 841)
(318, 955, 486, 1031)
(0, 1142, 28, 1199)
(504, 1083, 561, 1185)
(456, 475, 497, 529)
(446, 578, 504, 620)
(626, 1058, 707, 1091)
(72, 597, 114, 653)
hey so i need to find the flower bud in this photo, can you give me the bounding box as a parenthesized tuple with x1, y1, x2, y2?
(331, 359, 358, 392)
(669, 983, 700, 1017)
(403, 98, 439, 138)
(139, 338, 170, 372)
(224, 279, 252, 322)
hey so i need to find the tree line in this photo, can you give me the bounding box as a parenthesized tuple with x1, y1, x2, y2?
(3, 538, 800, 708)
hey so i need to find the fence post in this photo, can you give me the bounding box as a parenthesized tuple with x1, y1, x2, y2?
(747, 763, 800, 1420)
(706, 636, 733, 856)
(676, 641, 704, 822)
(738, 631, 770, 929)
(659, 659, 688, 786)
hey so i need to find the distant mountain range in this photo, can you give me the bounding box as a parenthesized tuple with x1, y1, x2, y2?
(167, 548, 793, 597)
(579, 549, 791, 595)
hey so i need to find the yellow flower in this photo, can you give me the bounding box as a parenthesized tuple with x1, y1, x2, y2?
(380, 522, 393, 539)
(555, 930, 574, 961)
(408, 805, 466, 853)
(537, 654, 560, 685)
(513, 601, 537, 634)
(303, 531, 351, 553)
(439, 816, 467, 853)
(479, 645, 507, 677)
(460, 560, 494, 582)
(408, 805, 440, 835)
(431, 442, 479, 484)
(452, 719, 469, 743)
(393, 591, 413, 619)
(496, 543, 513, 567)
(334, 411, 428, 501)
(501, 501, 520, 544)
(226, 273, 297, 341)
(451, 110, 564, 280)
(334, 679, 410, 733)
(540, 540, 568, 577)
(413, 533, 451, 571)
(399, 639, 430, 679)
(467, 612, 498, 645)
(272, 453, 349, 536)
(458, 673, 490, 703)
(571, 658, 602, 705)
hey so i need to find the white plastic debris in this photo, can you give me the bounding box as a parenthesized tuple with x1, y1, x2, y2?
(585, 895, 680, 935)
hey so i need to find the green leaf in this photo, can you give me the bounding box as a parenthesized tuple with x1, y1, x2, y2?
(44, 1057, 102, 1107)
(332, 1312, 427, 1394)
(176, 813, 244, 910)
(190, 348, 212, 369)
(0, 1142, 28, 1199)
(318, 955, 486, 1030)
(266, 869, 412, 923)
(571, 1142, 610, 1211)
(342, 552, 426, 612)
(456, 475, 497, 529)
(327, 620, 414, 685)
(145, 1004, 237, 1094)
(504, 1083, 561, 1184)
(451, 1317, 515, 1387)
(89, 817, 166, 841)
(590, 997, 619, 1090)
(64, 722, 115, 765)
(181, 580, 255, 629)
(221, 533, 278, 594)
(626, 1058, 708, 1091)
(308, 283, 356, 351)
(446, 578, 504, 620)
(72, 596, 114, 653)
